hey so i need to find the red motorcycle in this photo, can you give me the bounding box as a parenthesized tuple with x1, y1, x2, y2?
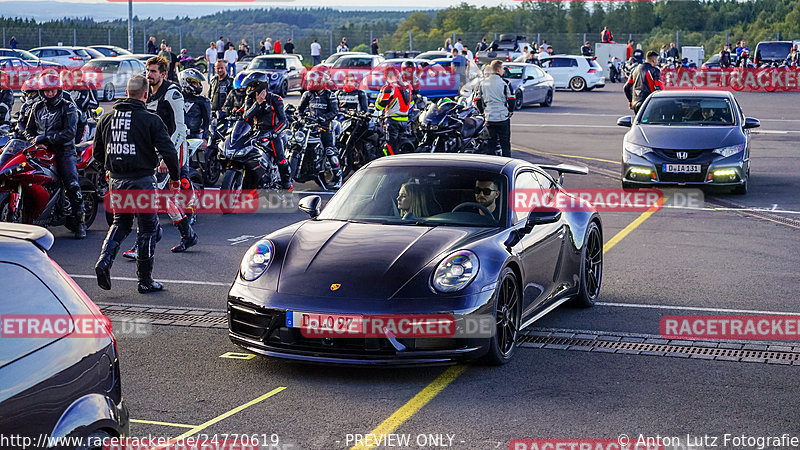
(0, 139, 99, 228)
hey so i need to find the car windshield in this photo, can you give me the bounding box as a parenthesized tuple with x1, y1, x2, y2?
(318, 165, 507, 227)
(639, 97, 735, 125)
(250, 58, 286, 70)
(85, 60, 120, 70)
(504, 66, 524, 79)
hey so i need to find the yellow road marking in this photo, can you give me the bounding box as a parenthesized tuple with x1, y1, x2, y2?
(153, 387, 287, 449)
(513, 146, 621, 165)
(350, 365, 467, 449)
(347, 200, 665, 448)
(604, 196, 667, 253)
(129, 419, 197, 429)
(219, 352, 256, 360)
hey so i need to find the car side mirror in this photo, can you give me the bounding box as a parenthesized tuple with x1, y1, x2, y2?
(526, 210, 561, 229)
(743, 117, 760, 129)
(525, 75, 534, 80)
(298, 195, 321, 218)
(616, 116, 632, 127)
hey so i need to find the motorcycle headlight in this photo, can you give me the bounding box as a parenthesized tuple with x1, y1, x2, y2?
(294, 130, 306, 142)
(240, 239, 275, 281)
(623, 142, 653, 157)
(712, 144, 744, 158)
(432, 250, 479, 293)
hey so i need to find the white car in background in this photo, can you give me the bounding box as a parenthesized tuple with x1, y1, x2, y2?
(538, 55, 605, 91)
(84, 57, 147, 101)
(29, 46, 93, 67)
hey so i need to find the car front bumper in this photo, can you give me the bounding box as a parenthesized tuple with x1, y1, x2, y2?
(621, 150, 748, 188)
(227, 283, 497, 365)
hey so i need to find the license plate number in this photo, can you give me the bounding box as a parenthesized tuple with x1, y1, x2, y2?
(663, 164, 701, 173)
(286, 311, 363, 334)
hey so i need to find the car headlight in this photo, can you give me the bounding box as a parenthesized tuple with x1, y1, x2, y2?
(713, 144, 744, 158)
(624, 142, 653, 157)
(432, 250, 479, 293)
(271, 73, 280, 80)
(240, 239, 274, 281)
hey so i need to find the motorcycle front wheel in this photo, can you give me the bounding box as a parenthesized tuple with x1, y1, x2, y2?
(220, 169, 244, 214)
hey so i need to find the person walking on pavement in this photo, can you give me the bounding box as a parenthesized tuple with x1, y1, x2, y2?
(93, 75, 182, 294)
(474, 60, 513, 157)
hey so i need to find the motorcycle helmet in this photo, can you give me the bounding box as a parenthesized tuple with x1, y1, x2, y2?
(233, 72, 248, 91)
(21, 76, 40, 104)
(36, 69, 64, 106)
(242, 71, 270, 96)
(178, 68, 204, 96)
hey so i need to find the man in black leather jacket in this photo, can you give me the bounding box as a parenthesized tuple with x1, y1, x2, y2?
(243, 81, 292, 190)
(93, 75, 182, 294)
(624, 51, 663, 113)
(179, 70, 211, 145)
(0, 86, 13, 128)
(209, 60, 233, 118)
(24, 70, 85, 239)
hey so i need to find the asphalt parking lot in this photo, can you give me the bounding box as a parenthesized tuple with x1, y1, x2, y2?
(47, 82, 800, 449)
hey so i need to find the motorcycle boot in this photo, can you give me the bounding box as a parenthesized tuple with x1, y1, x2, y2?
(171, 216, 198, 253)
(122, 225, 162, 260)
(95, 225, 130, 290)
(277, 157, 293, 191)
(64, 185, 86, 239)
(136, 231, 163, 293)
(325, 147, 343, 189)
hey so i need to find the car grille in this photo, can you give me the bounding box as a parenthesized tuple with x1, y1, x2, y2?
(229, 304, 275, 341)
(654, 148, 711, 160)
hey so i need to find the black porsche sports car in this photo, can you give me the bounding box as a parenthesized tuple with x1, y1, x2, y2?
(228, 154, 603, 365)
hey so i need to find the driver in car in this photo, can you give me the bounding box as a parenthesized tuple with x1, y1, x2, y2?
(474, 179, 501, 220)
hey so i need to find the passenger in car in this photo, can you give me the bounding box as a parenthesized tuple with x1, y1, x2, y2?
(397, 182, 432, 219)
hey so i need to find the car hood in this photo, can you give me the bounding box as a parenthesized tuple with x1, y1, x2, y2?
(278, 220, 477, 299)
(632, 124, 742, 149)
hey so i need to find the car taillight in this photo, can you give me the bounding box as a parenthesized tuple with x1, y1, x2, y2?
(506, 55, 511, 62)
(70, 56, 83, 61)
(49, 258, 116, 355)
(588, 68, 596, 73)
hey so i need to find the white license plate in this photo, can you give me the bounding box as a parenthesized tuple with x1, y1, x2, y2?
(286, 311, 363, 333)
(663, 164, 701, 173)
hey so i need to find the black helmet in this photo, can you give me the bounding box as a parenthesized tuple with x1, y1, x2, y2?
(178, 68, 204, 96)
(242, 71, 270, 96)
(400, 60, 415, 70)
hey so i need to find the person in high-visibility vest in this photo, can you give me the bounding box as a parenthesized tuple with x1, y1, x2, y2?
(375, 66, 412, 155)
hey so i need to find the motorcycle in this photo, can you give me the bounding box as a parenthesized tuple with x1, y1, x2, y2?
(337, 109, 384, 177)
(622, 57, 639, 79)
(285, 115, 341, 190)
(416, 97, 488, 154)
(218, 117, 281, 212)
(0, 139, 99, 229)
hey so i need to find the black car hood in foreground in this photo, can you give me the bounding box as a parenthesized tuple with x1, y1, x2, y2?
(633, 125, 742, 149)
(277, 220, 483, 299)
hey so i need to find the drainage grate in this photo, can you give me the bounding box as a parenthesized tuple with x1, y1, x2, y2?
(706, 197, 800, 230)
(99, 304, 227, 328)
(519, 332, 800, 365)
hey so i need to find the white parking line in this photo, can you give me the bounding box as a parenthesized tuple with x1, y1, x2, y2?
(69, 274, 230, 286)
(597, 301, 800, 316)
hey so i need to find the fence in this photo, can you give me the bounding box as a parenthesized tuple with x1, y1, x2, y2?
(1, 26, 791, 64)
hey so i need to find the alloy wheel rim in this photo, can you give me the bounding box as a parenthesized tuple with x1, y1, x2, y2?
(584, 227, 603, 298)
(496, 276, 519, 356)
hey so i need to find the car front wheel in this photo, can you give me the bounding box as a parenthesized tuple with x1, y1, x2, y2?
(480, 267, 521, 365)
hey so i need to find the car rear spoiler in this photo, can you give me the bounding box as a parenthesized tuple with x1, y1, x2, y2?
(0, 222, 54, 251)
(537, 163, 589, 184)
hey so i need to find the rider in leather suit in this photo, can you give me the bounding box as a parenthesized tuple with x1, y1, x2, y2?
(23, 70, 85, 239)
(241, 74, 292, 190)
(298, 68, 342, 188)
(179, 69, 212, 145)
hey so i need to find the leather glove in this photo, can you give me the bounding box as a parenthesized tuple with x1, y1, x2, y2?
(34, 135, 49, 145)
